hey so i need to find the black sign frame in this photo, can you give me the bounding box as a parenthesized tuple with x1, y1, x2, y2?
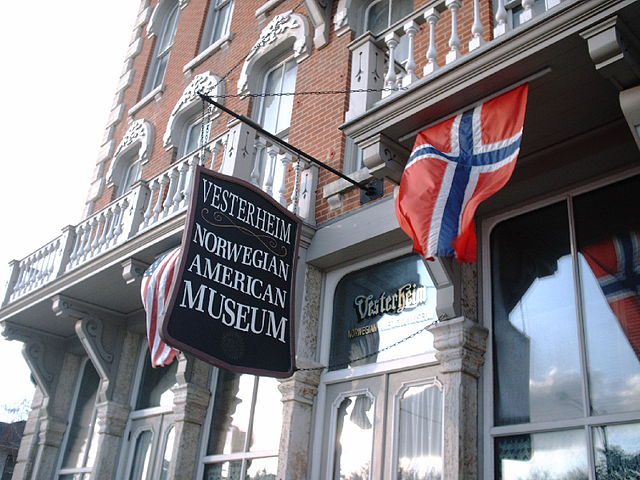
(161, 166, 301, 378)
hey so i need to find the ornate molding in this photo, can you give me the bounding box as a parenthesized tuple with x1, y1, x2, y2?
(163, 71, 224, 148)
(121, 258, 150, 285)
(2, 323, 65, 399)
(238, 11, 312, 95)
(52, 295, 122, 402)
(360, 133, 410, 183)
(429, 317, 488, 378)
(95, 401, 130, 436)
(107, 119, 154, 186)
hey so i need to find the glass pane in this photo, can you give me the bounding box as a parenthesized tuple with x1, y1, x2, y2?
(151, 55, 168, 90)
(366, 0, 389, 34)
(573, 176, 640, 415)
(203, 461, 242, 480)
(397, 384, 443, 480)
(135, 351, 178, 410)
(62, 362, 100, 468)
(159, 4, 179, 53)
(330, 254, 438, 371)
(492, 202, 583, 425)
(495, 430, 588, 479)
(260, 65, 284, 134)
(245, 457, 278, 480)
(390, 0, 413, 24)
(158, 426, 175, 480)
(249, 378, 282, 452)
(211, 1, 232, 44)
(333, 394, 374, 480)
(129, 430, 153, 480)
(207, 372, 255, 455)
(120, 159, 141, 196)
(184, 120, 203, 156)
(275, 60, 297, 135)
(594, 422, 640, 479)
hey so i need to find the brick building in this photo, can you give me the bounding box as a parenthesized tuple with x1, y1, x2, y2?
(1, 0, 640, 479)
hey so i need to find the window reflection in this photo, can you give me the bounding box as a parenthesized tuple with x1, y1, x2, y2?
(397, 384, 443, 480)
(135, 351, 178, 410)
(491, 203, 583, 425)
(496, 430, 588, 480)
(333, 394, 374, 480)
(593, 422, 640, 479)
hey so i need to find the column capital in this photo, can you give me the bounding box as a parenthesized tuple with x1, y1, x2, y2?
(38, 417, 67, 448)
(430, 317, 488, 377)
(95, 401, 130, 436)
(278, 363, 322, 406)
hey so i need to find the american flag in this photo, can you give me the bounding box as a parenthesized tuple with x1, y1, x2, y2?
(141, 247, 181, 367)
(396, 85, 528, 262)
(582, 231, 640, 358)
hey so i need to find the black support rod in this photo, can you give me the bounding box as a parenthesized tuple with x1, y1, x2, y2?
(198, 93, 373, 193)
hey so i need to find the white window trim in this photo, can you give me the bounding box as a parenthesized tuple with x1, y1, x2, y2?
(310, 245, 443, 480)
(143, 1, 180, 96)
(55, 358, 99, 478)
(129, 84, 164, 117)
(479, 165, 640, 479)
(106, 119, 154, 194)
(182, 33, 233, 73)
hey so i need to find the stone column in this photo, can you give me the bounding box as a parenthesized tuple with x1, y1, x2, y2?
(11, 388, 45, 480)
(429, 317, 488, 480)
(277, 367, 322, 480)
(91, 401, 131, 479)
(167, 355, 212, 479)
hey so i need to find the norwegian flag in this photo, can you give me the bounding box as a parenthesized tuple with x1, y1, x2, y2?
(582, 232, 640, 358)
(141, 247, 181, 367)
(396, 84, 529, 262)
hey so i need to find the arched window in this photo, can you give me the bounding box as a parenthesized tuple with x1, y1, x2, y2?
(144, 0, 180, 95)
(107, 120, 154, 197)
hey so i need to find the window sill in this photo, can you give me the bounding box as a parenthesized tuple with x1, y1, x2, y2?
(183, 34, 233, 74)
(256, 0, 285, 20)
(128, 84, 164, 116)
(322, 167, 372, 210)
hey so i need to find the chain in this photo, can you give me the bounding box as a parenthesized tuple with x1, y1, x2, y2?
(209, 87, 409, 100)
(295, 319, 438, 372)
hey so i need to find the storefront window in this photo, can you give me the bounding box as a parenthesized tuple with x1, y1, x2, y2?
(329, 254, 438, 371)
(489, 175, 640, 478)
(202, 370, 282, 479)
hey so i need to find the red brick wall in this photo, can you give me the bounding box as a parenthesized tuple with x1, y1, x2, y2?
(93, 0, 492, 225)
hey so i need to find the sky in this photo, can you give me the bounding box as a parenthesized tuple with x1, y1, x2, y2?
(0, 0, 141, 422)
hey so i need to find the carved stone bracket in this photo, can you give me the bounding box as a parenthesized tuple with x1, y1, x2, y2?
(278, 364, 322, 406)
(238, 11, 312, 95)
(360, 133, 410, 183)
(163, 71, 224, 148)
(2, 323, 65, 399)
(37, 416, 68, 448)
(52, 295, 123, 402)
(581, 16, 640, 149)
(121, 258, 150, 284)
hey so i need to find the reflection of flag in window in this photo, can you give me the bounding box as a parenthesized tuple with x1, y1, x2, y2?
(141, 248, 181, 367)
(582, 232, 640, 358)
(396, 85, 528, 262)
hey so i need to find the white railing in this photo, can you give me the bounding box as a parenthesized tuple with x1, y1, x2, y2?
(2, 134, 315, 307)
(346, 0, 564, 120)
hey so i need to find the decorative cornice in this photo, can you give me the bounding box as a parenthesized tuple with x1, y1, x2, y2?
(238, 11, 312, 95)
(114, 119, 154, 164)
(163, 71, 224, 148)
(121, 258, 150, 284)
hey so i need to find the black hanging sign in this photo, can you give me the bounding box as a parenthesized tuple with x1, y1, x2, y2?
(162, 166, 300, 377)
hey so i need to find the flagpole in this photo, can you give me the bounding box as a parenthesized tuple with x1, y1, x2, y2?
(398, 68, 552, 143)
(198, 93, 376, 196)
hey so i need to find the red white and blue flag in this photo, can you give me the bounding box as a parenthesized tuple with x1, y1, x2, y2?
(141, 247, 181, 367)
(396, 84, 529, 262)
(582, 232, 640, 358)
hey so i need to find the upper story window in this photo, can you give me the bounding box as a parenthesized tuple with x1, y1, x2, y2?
(57, 360, 100, 479)
(487, 174, 640, 479)
(117, 154, 142, 198)
(258, 58, 297, 137)
(182, 115, 205, 158)
(201, 0, 233, 51)
(364, 0, 413, 35)
(144, 0, 180, 95)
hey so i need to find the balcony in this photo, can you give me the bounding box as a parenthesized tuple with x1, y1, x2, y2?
(2, 127, 317, 309)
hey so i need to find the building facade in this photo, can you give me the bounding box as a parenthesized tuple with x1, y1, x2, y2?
(1, 0, 640, 479)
